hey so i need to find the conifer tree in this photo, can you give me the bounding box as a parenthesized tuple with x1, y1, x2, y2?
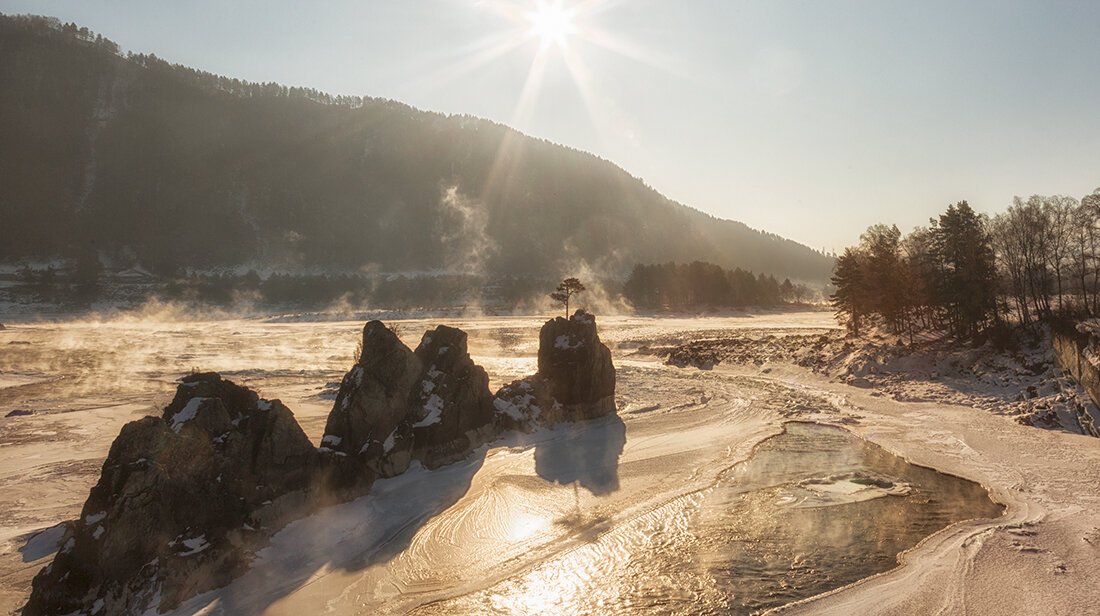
(550, 278, 585, 317)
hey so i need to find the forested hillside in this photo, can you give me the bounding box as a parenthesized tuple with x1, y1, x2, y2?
(0, 14, 834, 282)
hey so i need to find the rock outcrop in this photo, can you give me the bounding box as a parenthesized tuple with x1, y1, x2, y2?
(408, 325, 496, 466)
(493, 377, 556, 430)
(24, 373, 316, 616)
(320, 322, 497, 475)
(537, 310, 616, 419)
(1051, 322, 1100, 437)
(320, 321, 422, 484)
(494, 310, 617, 426)
(27, 315, 617, 615)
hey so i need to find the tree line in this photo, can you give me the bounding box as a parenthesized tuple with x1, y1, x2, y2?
(831, 188, 1100, 341)
(623, 262, 813, 310)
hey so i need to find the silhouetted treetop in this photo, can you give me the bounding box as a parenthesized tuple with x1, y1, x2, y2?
(550, 277, 585, 316)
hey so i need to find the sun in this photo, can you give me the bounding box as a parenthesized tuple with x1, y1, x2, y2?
(528, 1, 576, 48)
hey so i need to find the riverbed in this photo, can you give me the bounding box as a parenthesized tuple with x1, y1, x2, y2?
(0, 311, 1095, 615)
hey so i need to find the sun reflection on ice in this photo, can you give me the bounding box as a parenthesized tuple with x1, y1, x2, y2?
(487, 553, 601, 615)
(505, 511, 550, 541)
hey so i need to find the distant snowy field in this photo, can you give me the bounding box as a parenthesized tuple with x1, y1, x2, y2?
(1, 312, 1097, 615)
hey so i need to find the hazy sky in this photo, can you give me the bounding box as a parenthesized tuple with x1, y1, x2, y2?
(3, 0, 1098, 251)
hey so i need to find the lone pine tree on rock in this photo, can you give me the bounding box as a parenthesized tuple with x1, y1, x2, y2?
(550, 278, 585, 317)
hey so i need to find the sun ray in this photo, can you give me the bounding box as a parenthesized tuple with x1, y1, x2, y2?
(510, 46, 551, 129)
(579, 23, 681, 76)
(409, 30, 530, 92)
(559, 43, 607, 142)
(481, 47, 550, 201)
(475, 0, 673, 201)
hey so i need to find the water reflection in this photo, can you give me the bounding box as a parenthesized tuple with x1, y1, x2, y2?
(415, 422, 1002, 615)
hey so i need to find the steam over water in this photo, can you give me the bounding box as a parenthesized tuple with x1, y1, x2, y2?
(0, 313, 1002, 615)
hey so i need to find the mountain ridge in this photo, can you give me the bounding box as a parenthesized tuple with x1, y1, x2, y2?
(0, 13, 835, 283)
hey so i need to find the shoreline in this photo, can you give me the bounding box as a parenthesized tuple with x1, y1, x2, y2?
(730, 362, 1100, 616)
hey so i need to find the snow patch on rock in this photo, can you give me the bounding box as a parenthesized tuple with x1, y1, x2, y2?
(177, 536, 210, 557)
(169, 398, 209, 433)
(493, 394, 541, 421)
(554, 334, 582, 350)
(413, 394, 445, 427)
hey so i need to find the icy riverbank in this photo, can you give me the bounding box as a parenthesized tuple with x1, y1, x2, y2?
(745, 363, 1100, 616)
(2, 313, 1097, 614)
(654, 326, 1100, 437)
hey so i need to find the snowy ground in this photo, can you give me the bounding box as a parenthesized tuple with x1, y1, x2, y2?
(657, 326, 1100, 436)
(1, 312, 1098, 614)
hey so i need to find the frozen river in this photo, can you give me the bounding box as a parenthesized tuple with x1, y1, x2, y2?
(0, 312, 1009, 614)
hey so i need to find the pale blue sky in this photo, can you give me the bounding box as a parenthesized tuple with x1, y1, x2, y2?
(3, 0, 1098, 251)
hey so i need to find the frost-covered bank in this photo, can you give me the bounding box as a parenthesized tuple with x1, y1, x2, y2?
(746, 363, 1100, 616)
(656, 326, 1100, 437)
(648, 322, 1100, 614)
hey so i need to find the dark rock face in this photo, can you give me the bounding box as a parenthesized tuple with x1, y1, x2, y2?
(162, 373, 316, 503)
(320, 321, 422, 481)
(491, 310, 617, 427)
(534, 310, 616, 421)
(24, 373, 316, 616)
(320, 323, 497, 475)
(409, 325, 496, 466)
